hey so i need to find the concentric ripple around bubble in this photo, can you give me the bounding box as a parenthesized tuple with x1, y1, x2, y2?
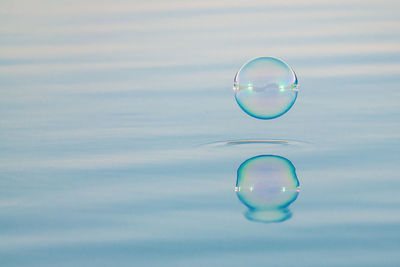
(233, 57, 298, 119)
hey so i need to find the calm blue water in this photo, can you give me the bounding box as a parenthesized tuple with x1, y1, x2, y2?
(1, 1, 400, 266)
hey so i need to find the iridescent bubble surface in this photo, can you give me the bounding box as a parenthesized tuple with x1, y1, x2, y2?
(233, 57, 298, 119)
(235, 155, 300, 223)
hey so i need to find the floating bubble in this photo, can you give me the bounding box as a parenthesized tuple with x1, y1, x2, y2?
(233, 57, 298, 119)
(235, 155, 300, 223)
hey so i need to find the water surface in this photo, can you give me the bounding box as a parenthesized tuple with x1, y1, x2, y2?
(1, 0, 400, 266)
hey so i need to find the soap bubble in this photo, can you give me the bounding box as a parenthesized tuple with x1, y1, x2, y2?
(235, 155, 300, 223)
(233, 57, 298, 119)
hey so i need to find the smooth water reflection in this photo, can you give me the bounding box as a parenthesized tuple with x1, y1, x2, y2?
(235, 155, 300, 223)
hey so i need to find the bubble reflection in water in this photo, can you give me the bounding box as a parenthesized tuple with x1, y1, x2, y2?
(235, 155, 300, 223)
